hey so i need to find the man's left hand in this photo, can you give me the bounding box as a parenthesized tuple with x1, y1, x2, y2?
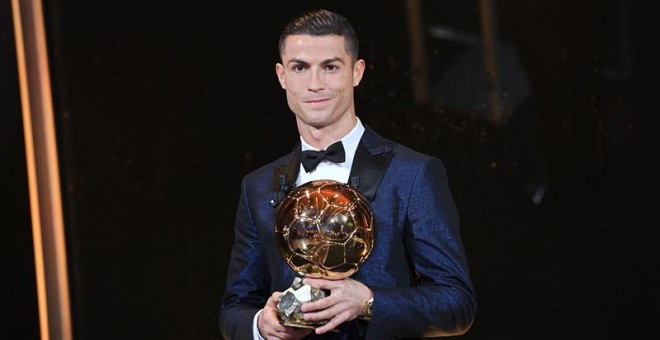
(300, 277, 373, 334)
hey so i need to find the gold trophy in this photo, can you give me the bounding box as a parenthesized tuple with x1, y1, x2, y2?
(274, 179, 375, 329)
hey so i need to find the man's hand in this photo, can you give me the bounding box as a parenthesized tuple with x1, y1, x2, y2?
(300, 277, 373, 335)
(257, 292, 313, 340)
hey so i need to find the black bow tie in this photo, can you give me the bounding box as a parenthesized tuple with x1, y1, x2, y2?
(301, 141, 346, 173)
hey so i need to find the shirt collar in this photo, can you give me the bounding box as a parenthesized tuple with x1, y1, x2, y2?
(300, 117, 365, 157)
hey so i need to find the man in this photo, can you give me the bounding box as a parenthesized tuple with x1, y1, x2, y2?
(219, 9, 476, 339)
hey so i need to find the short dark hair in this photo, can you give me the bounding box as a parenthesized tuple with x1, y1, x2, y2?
(278, 9, 360, 61)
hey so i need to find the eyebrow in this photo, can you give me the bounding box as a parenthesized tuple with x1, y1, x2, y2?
(286, 57, 346, 67)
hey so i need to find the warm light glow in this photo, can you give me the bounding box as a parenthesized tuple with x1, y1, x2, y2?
(12, 0, 73, 339)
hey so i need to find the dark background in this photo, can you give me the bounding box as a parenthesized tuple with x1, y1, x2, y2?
(2, 0, 659, 339)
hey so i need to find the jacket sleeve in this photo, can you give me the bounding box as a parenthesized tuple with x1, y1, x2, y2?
(366, 157, 477, 339)
(218, 176, 270, 339)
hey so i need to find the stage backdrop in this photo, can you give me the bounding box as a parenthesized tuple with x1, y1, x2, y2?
(4, 0, 658, 339)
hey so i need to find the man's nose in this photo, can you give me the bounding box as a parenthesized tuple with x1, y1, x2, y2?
(308, 69, 326, 91)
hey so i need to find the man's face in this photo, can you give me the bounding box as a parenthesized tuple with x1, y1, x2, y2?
(276, 35, 364, 129)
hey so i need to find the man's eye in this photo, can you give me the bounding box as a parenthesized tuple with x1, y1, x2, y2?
(293, 65, 306, 72)
(325, 65, 339, 71)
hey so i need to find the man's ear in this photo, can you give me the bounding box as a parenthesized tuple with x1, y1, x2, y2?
(353, 59, 366, 86)
(275, 63, 286, 89)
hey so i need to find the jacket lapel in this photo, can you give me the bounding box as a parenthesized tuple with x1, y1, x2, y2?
(271, 143, 301, 206)
(348, 127, 393, 201)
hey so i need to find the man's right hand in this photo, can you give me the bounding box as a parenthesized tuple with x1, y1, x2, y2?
(258, 291, 313, 340)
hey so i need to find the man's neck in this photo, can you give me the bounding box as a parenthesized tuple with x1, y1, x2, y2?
(298, 115, 358, 150)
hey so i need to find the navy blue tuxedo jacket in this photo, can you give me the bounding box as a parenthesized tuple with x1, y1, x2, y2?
(219, 126, 476, 339)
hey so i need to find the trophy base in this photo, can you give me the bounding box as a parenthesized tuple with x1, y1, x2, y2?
(277, 277, 329, 329)
(280, 320, 327, 329)
(280, 319, 340, 333)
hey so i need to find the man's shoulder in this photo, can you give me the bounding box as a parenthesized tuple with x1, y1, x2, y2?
(364, 126, 438, 163)
(243, 152, 292, 182)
